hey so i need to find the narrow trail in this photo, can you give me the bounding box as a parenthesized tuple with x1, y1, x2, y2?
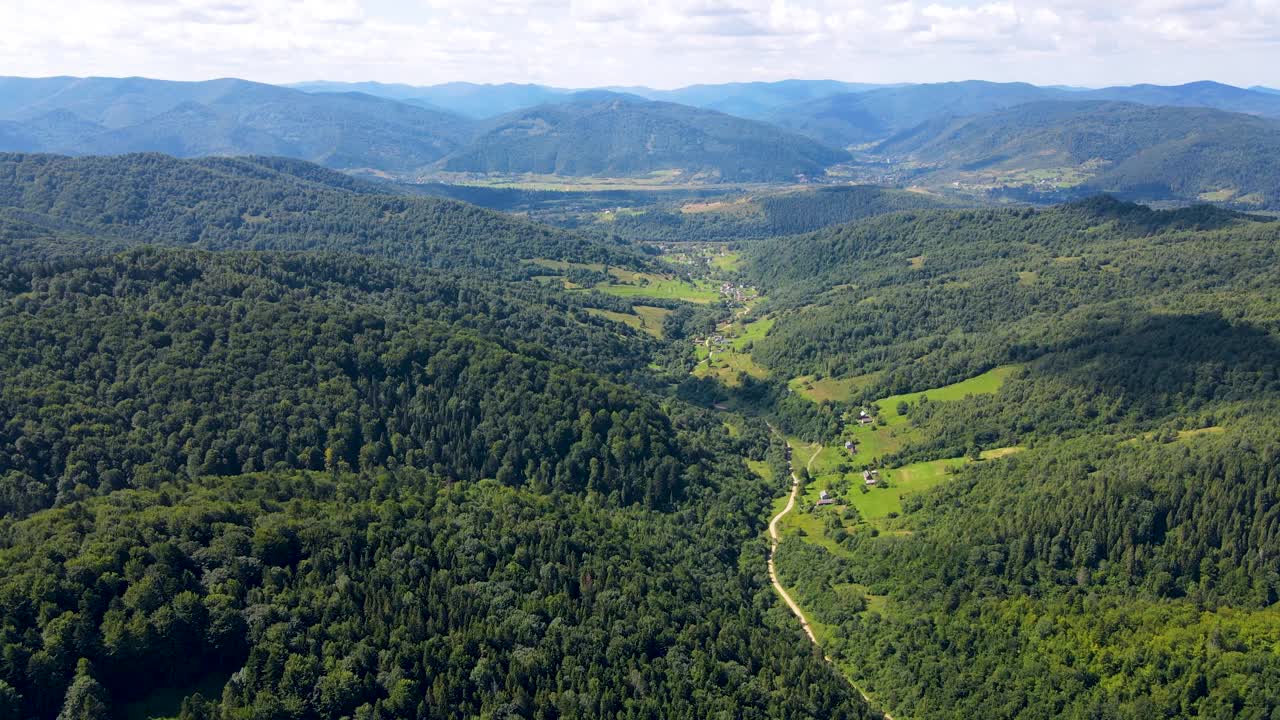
(766, 430, 895, 720)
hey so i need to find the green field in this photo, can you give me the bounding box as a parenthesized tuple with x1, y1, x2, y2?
(873, 364, 1021, 423)
(586, 308, 644, 333)
(586, 304, 672, 338)
(633, 305, 672, 334)
(694, 345, 768, 385)
(524, 259, 720, 304)
(710, 251, 743, 272)
(789, 373, 878, 403)
(731, 316, 774, 350)
(746, 458, 772, 480)
(851, 457, 966, 520)
(595, 274, 719, 303)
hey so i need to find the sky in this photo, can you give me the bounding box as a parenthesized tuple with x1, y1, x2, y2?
(1, 0, 1277, 89)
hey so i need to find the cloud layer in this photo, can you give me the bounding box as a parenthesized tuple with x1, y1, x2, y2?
(2, 0, 1277, 87)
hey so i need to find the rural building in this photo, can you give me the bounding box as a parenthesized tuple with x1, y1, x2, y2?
(858, 409, 874, 426)
(815, 490, 836, 507)
(863, 469, 880, 486)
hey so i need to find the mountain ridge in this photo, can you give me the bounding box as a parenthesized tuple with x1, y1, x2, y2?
(438, 93, 851, 182)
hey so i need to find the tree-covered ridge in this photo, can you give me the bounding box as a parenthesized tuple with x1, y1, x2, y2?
(768, 80, 1280, 149)
(0, 76, 476, 173)
(874, 101, 1280, 208)
(741, 198, 1276, 391)
(0, 246, 695, 518)
(737, 197, 1280, 718)
(0, 461, 874, 720)
(0, 153, 648, 273)
(439, 93, 850, 182)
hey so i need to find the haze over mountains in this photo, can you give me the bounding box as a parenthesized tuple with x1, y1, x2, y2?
(875, 101, 1280, 207)
(437, 92, 850, 182)
(768, 80, 1280, 147)
(2, 75, 1279, 206)
(0, 76, 474, 172)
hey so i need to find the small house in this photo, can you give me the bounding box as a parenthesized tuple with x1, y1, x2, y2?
(815, 490, 836, 507)
(844, 440, 856, 452)
(858, 410, 874, 426)
(863, 469, 880, 486)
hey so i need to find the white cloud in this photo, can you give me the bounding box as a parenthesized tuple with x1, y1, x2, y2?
(0, 0, 1276, 87)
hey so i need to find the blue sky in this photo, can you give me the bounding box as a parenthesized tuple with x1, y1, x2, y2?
(1, 0, 1276, 89)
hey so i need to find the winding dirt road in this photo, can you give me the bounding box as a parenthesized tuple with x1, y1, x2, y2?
(767, 466, 818, 643)
(766, 438, 895, 720)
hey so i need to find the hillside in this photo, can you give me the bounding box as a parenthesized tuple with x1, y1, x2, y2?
(875, 101, 1280, 207)
(0, 76, 475, 172)
(725, 198, 1280, 717)
(767, 81, 1061, 147)
(1085, 80, 1280, 116)
(0, 243, 874, 719)
(439, 92, 850, 182)
(770, 80, 1280, 148)
(0, 153, 645, 272)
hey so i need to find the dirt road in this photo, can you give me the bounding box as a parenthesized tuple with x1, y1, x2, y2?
(766, 438, 895, 720)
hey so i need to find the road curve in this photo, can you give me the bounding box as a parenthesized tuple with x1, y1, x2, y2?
(767, 470, 818, 643)
(766, 439, 895, 720)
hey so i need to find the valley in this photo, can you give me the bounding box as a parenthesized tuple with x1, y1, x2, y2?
(2, 74, 1280, 720)
(6, 76, 1280, 212)
(561, 197, 1280, 719)
(4, 0, 1280, 710)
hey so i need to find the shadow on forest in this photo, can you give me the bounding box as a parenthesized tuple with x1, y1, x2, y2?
(1026, 309, 1280, 412)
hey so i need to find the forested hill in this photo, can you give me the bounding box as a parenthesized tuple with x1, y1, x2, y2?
(0, 244, 876, 719)
(439, 93, 850, 182)
(0, 76, 476, 172)
(745, 196, 1262, 299)
(740, 195, 1277, 413)
(768, 80, 1280, 148)
(766, 81, 1061, 147)
(0, 153, 648, 272)
(875, 102, 1280, 208)
(0, 245, 679, 517)
(737, 196, 1280, 716)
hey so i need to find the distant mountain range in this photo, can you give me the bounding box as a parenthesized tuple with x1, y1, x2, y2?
(291, 79, 884, 119)
(290, 80, 571, 118)
(0, 76, 474, 171)
(2, 75, 1279, 196)
(876, 101, 1280, 207)
(436, 92, 849, 182)
(768, 80, 1280, 148)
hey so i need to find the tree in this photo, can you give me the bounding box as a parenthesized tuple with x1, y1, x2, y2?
(56, 660, 109, 720)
